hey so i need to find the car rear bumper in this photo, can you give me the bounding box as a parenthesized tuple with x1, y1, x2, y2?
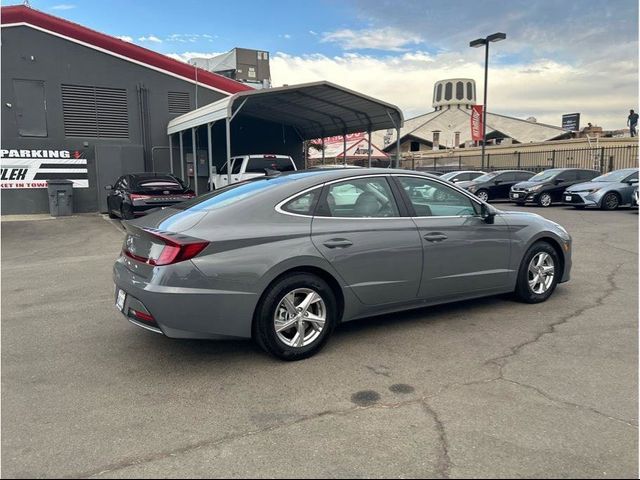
(112, 257, 258, 340)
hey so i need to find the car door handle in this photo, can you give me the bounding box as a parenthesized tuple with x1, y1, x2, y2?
(323, 238, 353, 249)
(423, 232, 448, 242)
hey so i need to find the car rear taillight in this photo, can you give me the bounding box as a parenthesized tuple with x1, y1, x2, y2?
(130, 194, 151, 201)
(123, 229, 209, 266)
(129, 308, 156, 324)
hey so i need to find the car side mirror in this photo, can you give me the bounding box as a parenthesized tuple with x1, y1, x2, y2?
(555, 178, 564, 184)
(628, 178, 638, 184)
(494, 180, 502, 185)
(480, 203, 497, 224)
(105, 184, 113, 190)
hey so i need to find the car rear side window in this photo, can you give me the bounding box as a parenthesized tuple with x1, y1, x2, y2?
(320, 177, 399, 218)
(281, 189, 321, 216)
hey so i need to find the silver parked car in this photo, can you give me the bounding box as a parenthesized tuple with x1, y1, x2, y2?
(113, 169, 572, 360)
(563, 168, 639, 210)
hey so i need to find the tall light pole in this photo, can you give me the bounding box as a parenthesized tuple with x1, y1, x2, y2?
(470, 32, 506, 170)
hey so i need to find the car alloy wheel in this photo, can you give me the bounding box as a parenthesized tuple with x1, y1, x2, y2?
(476, 190, 489, 202)
(602, 192, 620, 210)
(273, 288, 326, 348)
(515, 241, 560, 303)
(527, 252, 555, 294)
(538, 193, 552, 207)
(254, 272, 336, 360)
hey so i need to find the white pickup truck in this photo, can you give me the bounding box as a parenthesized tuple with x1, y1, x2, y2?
(210, 154, 297, 189)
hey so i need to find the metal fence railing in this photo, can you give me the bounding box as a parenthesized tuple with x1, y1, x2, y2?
(401, 145, 639, 174)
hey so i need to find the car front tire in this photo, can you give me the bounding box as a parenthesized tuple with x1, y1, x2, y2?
(254, 273, 337, 361)
(601, 192, 620, 210)
(537, 192, 552, 207)
(514, 241, 560, 303)
(476, 189, 489, 202)
(120, 203, 134, 220)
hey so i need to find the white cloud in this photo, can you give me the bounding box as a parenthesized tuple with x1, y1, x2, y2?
(166, 51, 223, 63)
(167, 33, 216, 43)
(269, 51, 637, 129)
(51, 4, 76, 10)
(116, 35, 133, 43)
(138, 35, 162, 43)
(309, 30, 318, 36)
(321, 27, 424, 51)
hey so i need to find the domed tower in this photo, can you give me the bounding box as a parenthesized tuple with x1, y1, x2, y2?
(432, 78, 476, 110)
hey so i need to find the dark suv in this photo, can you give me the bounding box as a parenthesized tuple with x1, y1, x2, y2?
(510, 168, 599, 207)
(458, 170, 534, 202)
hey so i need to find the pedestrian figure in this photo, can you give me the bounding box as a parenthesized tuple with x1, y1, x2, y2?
(628, 109, 638, 137)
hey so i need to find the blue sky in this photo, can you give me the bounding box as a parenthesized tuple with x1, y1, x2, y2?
(13, 0, 640, 128)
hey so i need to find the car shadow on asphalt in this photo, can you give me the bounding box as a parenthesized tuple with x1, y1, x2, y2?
(126, 294, 509, 363)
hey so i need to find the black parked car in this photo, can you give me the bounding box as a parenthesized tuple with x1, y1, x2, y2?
(509, 168, 599, 207)
(457, 170, 534, 202)
(106, 173, 195, 219)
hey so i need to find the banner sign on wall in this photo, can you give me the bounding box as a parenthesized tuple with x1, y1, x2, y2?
(0, 149, 88, 189)
(471, 105, 484, 142)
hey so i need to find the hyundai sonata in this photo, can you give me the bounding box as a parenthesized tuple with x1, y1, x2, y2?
(113, 169, 572, 360)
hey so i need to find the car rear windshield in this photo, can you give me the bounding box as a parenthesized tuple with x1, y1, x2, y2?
(133, 176, 186, 192)
(246, 157, 295, 173)
(173, 176, 291, 211)
(592, 170, 636, 182)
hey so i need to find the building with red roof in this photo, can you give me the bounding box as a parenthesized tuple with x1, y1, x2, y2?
(1, 4, 251, 214)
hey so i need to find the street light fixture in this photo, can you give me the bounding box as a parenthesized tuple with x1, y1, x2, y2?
(470, 32, 506, 170)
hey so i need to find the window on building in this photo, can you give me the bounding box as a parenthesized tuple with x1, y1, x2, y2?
(168, 91, 191, 115)
(466, 82, 473, 101)
(13, 79, 47, 137)
(444, 82, 453, 101)
(456, 81, 464, 100)
(436, 83, 442, 102)
(410, 141, 420, 152)
(61, 84, 128, 138)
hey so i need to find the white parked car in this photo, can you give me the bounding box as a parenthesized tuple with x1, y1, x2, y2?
(211, 154, 297, 189)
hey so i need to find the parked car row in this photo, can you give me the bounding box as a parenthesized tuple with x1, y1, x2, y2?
(444, 167, 638, 210)
(108, 164, 638, 220)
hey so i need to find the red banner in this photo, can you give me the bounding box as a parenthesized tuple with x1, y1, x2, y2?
(471, 105, 484, 142)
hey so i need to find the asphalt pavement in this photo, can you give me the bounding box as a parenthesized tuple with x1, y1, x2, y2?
(2, 204, 637, 478)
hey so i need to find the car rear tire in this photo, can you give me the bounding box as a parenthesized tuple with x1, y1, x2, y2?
(601, 192, 620, 210)
(514, 241, 560, 303)
(537, 192, 552, 207)
(476, 189, 489, 202)
(254, 273, 337, 361)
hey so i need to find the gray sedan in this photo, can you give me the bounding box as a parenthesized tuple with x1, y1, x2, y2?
(113, 169, 572, 360)
(563, 168, 639, 210)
